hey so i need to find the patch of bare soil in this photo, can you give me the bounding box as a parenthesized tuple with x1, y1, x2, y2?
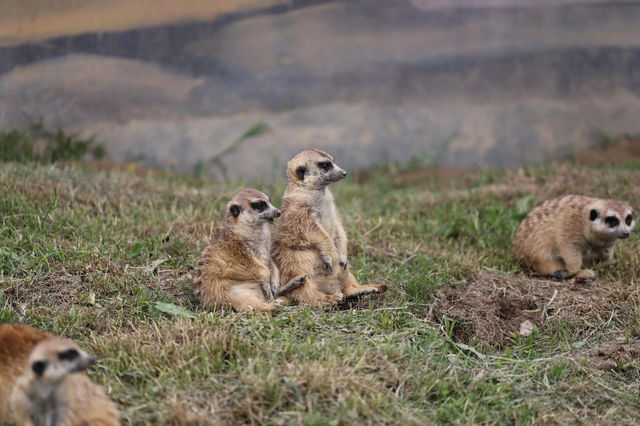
(433, 270, 640, 347)
(581, 341, 640, 372)
(574, 137, 640, 167)
(395, 166, 482, 188)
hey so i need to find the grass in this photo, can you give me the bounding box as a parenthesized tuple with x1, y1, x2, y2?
(2, 148, 640, 424)
(0, 123, 104, 164)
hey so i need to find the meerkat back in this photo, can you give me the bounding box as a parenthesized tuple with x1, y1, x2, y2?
(0, 324, 51, 422)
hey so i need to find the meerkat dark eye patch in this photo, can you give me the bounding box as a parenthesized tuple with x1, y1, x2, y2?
(58, 349, 80, 361)
(251, 200, 268, 212)
(32, 360, 48, 376)
(318, 161, 333, 171)
(296, 165, 307, 181)
(626, 214, 633, 225)
(605, 216, 620, 227)
(589, 209, 599, 221)
(229, 204, 241, 217)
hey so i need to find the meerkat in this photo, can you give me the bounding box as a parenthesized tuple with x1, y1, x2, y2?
(0, 324, 52, 423)
(193, 189, 307, 312)
(513, 194, 635, 280)
(273, 149, 388, 305)
(10, 337, 120, 426)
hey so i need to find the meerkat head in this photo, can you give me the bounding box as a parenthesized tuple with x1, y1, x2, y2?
(226, 189, 280, 227)
(286, 149, 347, 189)
(587, 199, 635, 240)
(24, 338, 95, 396)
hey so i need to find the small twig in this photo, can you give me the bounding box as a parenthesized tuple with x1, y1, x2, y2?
(541, 289, 558, 320)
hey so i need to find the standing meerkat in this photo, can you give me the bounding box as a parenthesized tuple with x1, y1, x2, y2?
(193, 189, 307, 312)
(513, 195, 635, 280)
(0, 324, 51, 423)
(273, 149, 388, 305)
(7, 334, 120, 426)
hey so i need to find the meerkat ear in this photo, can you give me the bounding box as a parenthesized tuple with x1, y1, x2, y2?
(296, 165, 307, 181)
(590, 209, 599, 221)
(229, 204, 242, 218)
(32, 360, 48, 376)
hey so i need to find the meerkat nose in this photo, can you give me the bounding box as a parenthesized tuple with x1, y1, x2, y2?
(341, 170, 347, 177)
(622, 231, 630, 238)
(276, 209, 281, 217)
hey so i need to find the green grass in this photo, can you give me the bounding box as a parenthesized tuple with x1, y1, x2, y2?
(0, 123, 104, 164)
(2, 156, 640, 424)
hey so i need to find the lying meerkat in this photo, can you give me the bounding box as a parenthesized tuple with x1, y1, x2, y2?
(513, 194, 635, 280)
(0, 324, 51, 423)
(273, 149, 387, 305)
(8, 333, 119, 426)
(194, 189, 307, 312)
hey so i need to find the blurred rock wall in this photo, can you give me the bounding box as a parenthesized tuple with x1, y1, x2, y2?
(1, 0, 640, 178)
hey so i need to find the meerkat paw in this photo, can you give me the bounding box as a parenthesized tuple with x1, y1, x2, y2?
(339, 259, 348, 270)
(575, 269, 596, 282)
(261, 281, 274, 301)
(551, 269, 570, 280)
(601, 259, 618, 267)
(321, 255, 334, 274)
(290, 274, 308, 286)
(272, 298, 286, 307)
(325, 292, 345, 304)
(270, 282, 279, 298)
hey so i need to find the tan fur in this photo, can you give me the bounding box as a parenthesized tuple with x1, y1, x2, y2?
(273, 149, 388, 305)
(0, 324, 52, 423)
(193, 189, 307, 312)
(513, 195, 635, 280)
(8, 334, 119, 426)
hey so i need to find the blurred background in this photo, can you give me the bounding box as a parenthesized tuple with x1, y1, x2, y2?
(1, 0, 639, 179)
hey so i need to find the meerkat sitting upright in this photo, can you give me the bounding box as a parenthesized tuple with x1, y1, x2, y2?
(273, 149, 388, 305)
(10, 336, 120, 426)
(513, 195, 635, 280)
(0, 324, 51, 423)
(193, 189, 307, 312)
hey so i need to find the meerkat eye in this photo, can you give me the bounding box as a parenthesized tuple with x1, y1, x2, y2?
(604, 216, 620, 228)
(589, 209, 599, 221)
(229, 204, 242, 218)
(32, 360, 48, 376)
(58, 349, 80, 361)
(318, 161, 333, 171)
(626, 214, 633, 226)
(296, 165, 307, 181)
(251, 200, 268, 212)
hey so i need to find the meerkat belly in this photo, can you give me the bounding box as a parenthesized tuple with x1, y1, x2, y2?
(248, 223, 273, 270)
(314, 203, 338, 241)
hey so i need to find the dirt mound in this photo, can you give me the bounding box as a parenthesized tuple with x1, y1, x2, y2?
(434, 270, 640, 347)
(575, 136, 640, 167)
(582, 341, 640, 371)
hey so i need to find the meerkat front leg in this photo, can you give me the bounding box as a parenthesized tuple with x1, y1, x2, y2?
(269, 263, 280, 298)
(261, 281, 274, 301)
(310, 222, 339, 273)
(253, 263, 273, 301)
(335, 220, 349, 270)
(598, 247, 617, 267)
(558, 246, 595, 281)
